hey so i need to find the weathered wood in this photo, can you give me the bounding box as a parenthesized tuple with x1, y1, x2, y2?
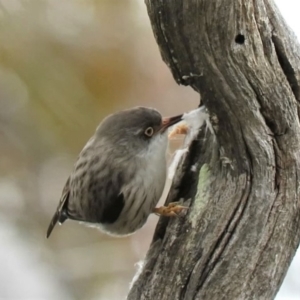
(127, 1, 300, 299)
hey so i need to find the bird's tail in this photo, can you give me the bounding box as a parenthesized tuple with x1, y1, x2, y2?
(46, 191, 69, 238)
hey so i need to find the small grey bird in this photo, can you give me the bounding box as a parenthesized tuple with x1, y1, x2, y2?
(46, 106, 185, 238)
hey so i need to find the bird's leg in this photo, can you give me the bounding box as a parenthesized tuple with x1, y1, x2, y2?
(153, 202, 188, 217)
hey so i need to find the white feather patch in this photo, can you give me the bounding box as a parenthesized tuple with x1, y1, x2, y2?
(168, 148, 188, 180)
(168, 106, 213, 180)
(182, 106, 212, 144)
(129, 259, 144, 290)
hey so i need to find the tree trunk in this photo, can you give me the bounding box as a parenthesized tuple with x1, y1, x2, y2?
(127, 0, 300, 299)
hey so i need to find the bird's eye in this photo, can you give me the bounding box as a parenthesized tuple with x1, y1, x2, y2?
(144, 127, 154, 137)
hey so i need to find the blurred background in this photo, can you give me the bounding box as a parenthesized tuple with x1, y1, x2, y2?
(0, 0, 298, 299)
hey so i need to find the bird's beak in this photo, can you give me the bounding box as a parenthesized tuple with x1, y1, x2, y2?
(160, 114, 183, 133)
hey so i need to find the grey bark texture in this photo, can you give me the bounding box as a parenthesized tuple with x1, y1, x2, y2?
(127, 1, 300, 299)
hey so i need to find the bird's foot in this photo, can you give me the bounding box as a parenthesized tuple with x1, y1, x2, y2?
(168, 122, 189, 139)
(153, 202, 188, 217)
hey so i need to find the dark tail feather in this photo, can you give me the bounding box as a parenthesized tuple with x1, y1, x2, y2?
(46, 190, 70, 239)
(46, 211, 59, 239)
(46, 210, 68, 238)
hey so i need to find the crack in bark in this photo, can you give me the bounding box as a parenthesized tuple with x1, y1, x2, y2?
(193, 173, 251, 296)
(272, 138, 282, 192)
(246, 211, 280, 297)
(180, 250, 203, 300)
(271, 34, 300, 102)
(154, 2, 183, 84)
(246, 77, 281, 137)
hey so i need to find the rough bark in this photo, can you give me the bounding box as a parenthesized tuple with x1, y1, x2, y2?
(127, 1, 300, 299)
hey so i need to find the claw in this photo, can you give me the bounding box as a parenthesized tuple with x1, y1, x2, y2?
(153, 202, 188, 217)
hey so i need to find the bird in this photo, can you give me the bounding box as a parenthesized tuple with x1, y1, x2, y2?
(46, 106, 187, 238)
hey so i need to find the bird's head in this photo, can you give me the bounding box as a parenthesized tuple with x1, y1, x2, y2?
(96, 106, 182, 155)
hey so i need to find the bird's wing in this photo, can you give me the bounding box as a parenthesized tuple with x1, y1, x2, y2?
(46, 178, 71, 239)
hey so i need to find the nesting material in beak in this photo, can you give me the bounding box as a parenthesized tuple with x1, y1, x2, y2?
(160, 114, 183, 133)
